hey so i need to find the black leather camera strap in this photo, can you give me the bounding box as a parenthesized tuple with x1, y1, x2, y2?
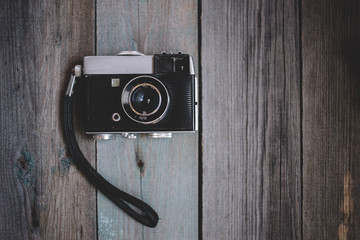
(63, 74, 159, 228)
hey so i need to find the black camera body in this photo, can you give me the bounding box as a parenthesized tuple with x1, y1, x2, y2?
(83, 51, 198, 139)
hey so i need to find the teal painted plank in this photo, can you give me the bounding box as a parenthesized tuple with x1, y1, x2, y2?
(97, 139, 143, 239)
(139, 134, 198, 240)
(96, 0, 198, 239)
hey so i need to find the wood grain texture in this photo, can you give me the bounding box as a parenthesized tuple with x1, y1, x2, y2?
(302, 0, 360, 239)
(0, 0, 96, 239)
(201, 0, 302, 239)
(96, 0, 198, 239)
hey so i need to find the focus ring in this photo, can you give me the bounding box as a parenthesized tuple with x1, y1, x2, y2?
(121, 76, 170, 124)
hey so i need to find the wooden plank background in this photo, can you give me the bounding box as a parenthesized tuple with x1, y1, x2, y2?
(1, 0, 360, 239)
(201, 0, 302, 239)
(95, 1, 198, 240)
(302, 0, 360, 239)
(0, 0, 96, 239)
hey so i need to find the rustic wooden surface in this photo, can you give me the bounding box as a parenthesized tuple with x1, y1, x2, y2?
(96, 0, 198, 239)
(2, 0, 360, 239)
(302, 0, 360, 239)
(0, 0, 96, 239)
(201, 0, 302, 239)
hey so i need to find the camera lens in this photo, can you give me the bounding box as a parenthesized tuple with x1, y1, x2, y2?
(121, 76, 170, 124)
(130, 84, 161, 116)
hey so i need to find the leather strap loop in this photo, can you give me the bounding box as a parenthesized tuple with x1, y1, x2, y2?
(63, 81, 159, 228)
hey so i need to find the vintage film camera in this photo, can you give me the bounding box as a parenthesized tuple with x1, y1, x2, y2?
(75, 51, 198, 139)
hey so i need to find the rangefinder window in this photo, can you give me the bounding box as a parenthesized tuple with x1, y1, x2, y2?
(154, 54, 190, 74)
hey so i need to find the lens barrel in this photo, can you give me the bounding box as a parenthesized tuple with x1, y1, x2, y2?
(122, 76, 169, 124)
(130, 83, 161, 116)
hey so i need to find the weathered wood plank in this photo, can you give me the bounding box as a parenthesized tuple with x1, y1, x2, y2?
(97, 139, 143, 239)
(96, 0, 198, 239)
(201, 0, 302, 239)
(302, 0, 360, 239)
(0, 0, 96, 239)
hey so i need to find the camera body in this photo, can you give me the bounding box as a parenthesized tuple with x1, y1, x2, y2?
(83, 51, 198, 139)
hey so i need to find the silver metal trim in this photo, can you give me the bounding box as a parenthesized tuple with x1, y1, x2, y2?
(121, 133, 137, 139)
(112, 113, 121, 122)
(149, 132, 172, 138)
(128, 83, 162, 117)
(86, 131, 196, 135)
(193, 76, 199, 132)
(66, 65, 82, 96)
(93, 134, 114, 140)
(66, 74, 76, 96)
(74, 65, 82, 77)
(121, 76, 170, 125)
(195, 77, 199, 103)
(116, 51, 145, 56)
(111, 78, 120, 87)
(195, 104, 199, 131)
(83, 56, 154, 74)
(189, 56, 195, 75)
